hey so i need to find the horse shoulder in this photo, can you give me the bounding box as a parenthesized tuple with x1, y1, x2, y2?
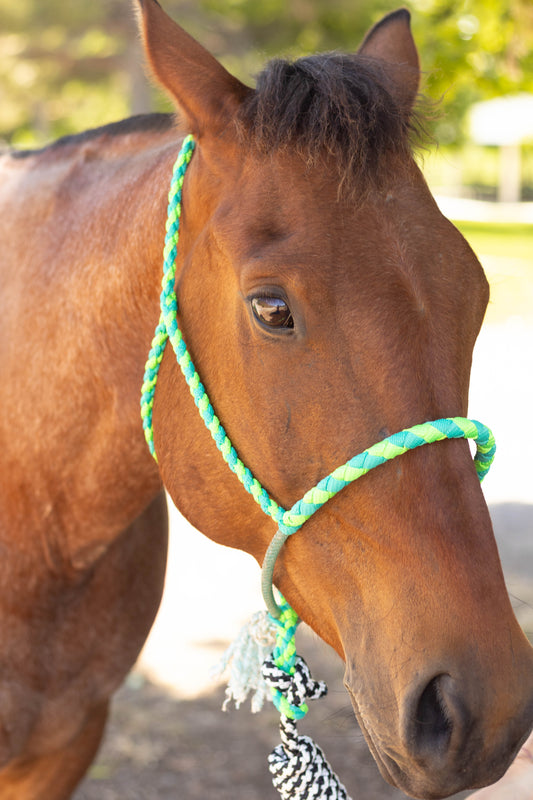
(0, 126, 175, 560)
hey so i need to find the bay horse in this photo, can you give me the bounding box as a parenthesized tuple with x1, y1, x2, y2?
(0, 1, 532, 798)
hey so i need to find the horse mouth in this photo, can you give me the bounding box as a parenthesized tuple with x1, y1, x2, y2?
(347, 704, 450, 799)
(348, 700, 405, 791)
(344, 683, 403, 789)
(345, 682, 476, 800)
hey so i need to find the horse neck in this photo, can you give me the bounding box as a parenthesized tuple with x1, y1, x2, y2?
(0, 131, 182, 572)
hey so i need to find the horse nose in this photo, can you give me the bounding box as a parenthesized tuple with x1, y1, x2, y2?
(409, 673, 466, 760)
(403, 670, 533, 789)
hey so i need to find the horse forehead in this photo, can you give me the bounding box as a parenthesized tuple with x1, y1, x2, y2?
(213, 151, 437, 259)
(212, 169, 363, 268)
(204, 149, 485, 317)
(212, 173, 443, 287)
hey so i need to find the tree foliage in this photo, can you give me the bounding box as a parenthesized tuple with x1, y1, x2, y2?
(0, 0, 531, 148)
(411, 0, 533, 143)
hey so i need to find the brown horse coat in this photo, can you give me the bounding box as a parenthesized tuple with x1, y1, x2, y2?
(0, 2, 531, 797)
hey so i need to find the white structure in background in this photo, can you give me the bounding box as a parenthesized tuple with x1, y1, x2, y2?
(469, 93, 533, 203)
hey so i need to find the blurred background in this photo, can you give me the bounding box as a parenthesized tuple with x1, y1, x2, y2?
(1, 1, 532, 798)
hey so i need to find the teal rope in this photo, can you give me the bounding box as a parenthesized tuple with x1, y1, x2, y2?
(277, 418, 494, 536)
(261, 417, 495, 616)
(141, 134, 285, 524)
(140, 136, 196, 460)
(140, 136, 497, 620)
(269, 601, 309, 720)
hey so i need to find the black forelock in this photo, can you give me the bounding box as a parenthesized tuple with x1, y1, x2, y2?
(236, 52, 421, 192)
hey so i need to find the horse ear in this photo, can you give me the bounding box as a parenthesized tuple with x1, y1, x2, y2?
(135, 0, 251, 137)
(358, 8, 420, 112)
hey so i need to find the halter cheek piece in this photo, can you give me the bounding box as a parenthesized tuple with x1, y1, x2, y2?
(140, 134, 496, 617)
(140, 136, 496, 800)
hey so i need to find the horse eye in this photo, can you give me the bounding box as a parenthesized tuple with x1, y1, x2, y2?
(251, 296, 294, 329)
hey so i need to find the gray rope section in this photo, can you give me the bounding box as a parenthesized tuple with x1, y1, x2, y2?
(261, 529, 289, 618)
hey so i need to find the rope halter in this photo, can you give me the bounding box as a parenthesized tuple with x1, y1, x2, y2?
(140, 135, 496, 800)
(141, 134, 496, 615)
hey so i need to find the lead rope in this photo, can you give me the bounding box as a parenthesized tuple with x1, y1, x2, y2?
(262, 602, 350, 799)
(141, 136, 496, 800)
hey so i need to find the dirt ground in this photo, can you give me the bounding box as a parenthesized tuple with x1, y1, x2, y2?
(73, 631, 407, 800)
(72, 636, 472, 800)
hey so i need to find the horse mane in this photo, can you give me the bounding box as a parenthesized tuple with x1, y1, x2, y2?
(236, 53, 422, 192)
(9, 55, 422, 191)
(8, 113, 174, 160)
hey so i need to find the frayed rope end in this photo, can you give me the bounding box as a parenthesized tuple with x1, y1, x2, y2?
(210, 610, 278, 713)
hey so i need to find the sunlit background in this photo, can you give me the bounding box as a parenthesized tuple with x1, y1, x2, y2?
(2, 3, 532, 797)
(0, 0, 532, 155)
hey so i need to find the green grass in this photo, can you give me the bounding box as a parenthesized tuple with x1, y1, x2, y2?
(453, 221, 533, 262)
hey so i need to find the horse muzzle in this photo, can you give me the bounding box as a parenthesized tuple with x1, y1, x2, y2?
(345, 653, 533, 799)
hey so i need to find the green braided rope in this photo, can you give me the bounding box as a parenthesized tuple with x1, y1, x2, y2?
(140, 136, 497, 621)
(261, 417, 495, 616)
(269, 600, 309, 720)
(141, 135, 285, 524)
(140, 136, 196, 461)
(279, 418, 495, 531)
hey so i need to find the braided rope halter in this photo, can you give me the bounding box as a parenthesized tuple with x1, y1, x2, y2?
(141, 135, 496, 799)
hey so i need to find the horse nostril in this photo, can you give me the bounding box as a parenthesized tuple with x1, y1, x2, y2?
(413, 675, 454, 757)
(392, 665, 533, 795)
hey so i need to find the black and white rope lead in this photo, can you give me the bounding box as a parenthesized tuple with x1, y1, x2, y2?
(262, 655, 352, 800)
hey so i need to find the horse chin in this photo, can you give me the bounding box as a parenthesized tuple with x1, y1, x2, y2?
(348, 704, 451, 800)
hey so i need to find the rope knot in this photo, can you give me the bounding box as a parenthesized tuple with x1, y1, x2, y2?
(268, 716, 350, 800)
(263, 655, 327, 718)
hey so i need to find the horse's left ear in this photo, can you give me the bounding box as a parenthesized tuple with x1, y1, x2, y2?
(358, 8, 420, 112)
(135, 0, 251, 137)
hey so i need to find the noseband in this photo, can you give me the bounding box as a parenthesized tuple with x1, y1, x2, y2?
(140, 135, 496, 618)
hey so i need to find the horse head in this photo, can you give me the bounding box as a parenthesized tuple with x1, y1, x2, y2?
(138, 2, 533, 796)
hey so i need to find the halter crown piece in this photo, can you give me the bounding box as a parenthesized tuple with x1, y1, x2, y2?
(141, 135, 496, 800)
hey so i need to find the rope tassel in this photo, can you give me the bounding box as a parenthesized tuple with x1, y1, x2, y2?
(211, 611, 278, 713)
